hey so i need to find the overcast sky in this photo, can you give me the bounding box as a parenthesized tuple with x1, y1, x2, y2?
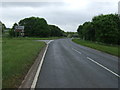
(0, 0, 119, 32)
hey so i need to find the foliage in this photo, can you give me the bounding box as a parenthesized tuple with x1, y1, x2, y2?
(9, 23, 18, 37)
(9, 17, 65, 37)
(77, 14, 120, 45)
(0, 22, 6, 33)
(2, 23, 6, 33)
(49, 25, 64, 37)
(19, 17, 50, 37)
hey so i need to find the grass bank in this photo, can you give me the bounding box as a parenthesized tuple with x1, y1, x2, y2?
(72, 39, 119, 57)
(2, 38, 45, 88)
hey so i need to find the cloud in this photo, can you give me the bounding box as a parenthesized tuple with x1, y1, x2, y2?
(0, 0, 119, 32)
(1, 2, 65, 8)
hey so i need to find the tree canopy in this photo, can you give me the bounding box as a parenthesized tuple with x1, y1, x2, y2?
(49, 25, 64, 37)
(19, 17, 50, 37)
(77, 14, 120, 45)
(9, 17, 65, 37)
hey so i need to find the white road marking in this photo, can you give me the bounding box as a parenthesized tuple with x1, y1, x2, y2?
(47, 40, 54, 45)
(72, 47, 119, 78)
(31, 40, 54, 90)
(87, 57, 120, 78)
(72, 48, 82, 54)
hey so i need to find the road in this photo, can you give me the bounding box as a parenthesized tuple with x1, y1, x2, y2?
(36, 38, 119, 88)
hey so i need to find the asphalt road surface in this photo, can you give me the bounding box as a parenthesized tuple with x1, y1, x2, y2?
(36, 38, 119, 88)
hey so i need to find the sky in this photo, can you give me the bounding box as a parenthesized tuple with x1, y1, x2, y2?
(0, 0, 119, 32)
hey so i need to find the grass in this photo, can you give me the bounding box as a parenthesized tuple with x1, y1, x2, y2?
(2, 38, 45, 88)
(23, 37, 65, 40)
(3, 37, 65, 40)
(0, 37, 2, 89)
(72, 39, 119, 57)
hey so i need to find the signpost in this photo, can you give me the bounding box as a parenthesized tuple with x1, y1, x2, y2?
(14, 26, 24, 37)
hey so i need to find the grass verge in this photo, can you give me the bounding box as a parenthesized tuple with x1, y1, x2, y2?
(72, 39, 119, 57)
(4, 37, 65, 40)
(2, 38, 45, 88)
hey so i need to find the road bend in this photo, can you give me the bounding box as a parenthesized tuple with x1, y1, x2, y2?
(36, 38, 119, 88)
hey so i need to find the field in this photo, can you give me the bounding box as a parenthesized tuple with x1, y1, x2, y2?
(72, 39, 119, 57)
(2, 38, 45, 88)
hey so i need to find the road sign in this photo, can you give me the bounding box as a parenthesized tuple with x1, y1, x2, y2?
(15, 26, 24, 32)
(14, 26, 24, 37)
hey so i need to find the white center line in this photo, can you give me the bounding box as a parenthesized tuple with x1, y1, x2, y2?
(72, 48, 82, 54)
(87, 57, 120, 78)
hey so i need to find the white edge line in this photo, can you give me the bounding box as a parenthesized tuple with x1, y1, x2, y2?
(72, 48, 82, 54)
(30, 40, 53, 90)
(87, 57, 120, 78)
(47, 40, 54, 44)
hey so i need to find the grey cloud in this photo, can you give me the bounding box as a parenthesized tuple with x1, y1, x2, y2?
(2, 2, 65, 8)
(1, 1, 118, 32)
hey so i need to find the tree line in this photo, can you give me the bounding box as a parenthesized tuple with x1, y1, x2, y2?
(9, 17, 65, 37)
(77, 14, 120, 45)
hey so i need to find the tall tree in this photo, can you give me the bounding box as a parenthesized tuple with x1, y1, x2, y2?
(19, 17, 50, 37)
(77, 14, 120, 45)
(92, 14, 120, 44)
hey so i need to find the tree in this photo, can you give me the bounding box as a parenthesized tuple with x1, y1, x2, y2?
(49, 25, 63, 37)
(9, 23, 18, 37)
(9, 17, 65, 37)
(77, 22, 95, 41)
(92, 14, 120, 44)
(77, 14, 120, 45)
(19, 17, 50, 37)
(2, 23, 6, 33)
(0, 21, 6, 33)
